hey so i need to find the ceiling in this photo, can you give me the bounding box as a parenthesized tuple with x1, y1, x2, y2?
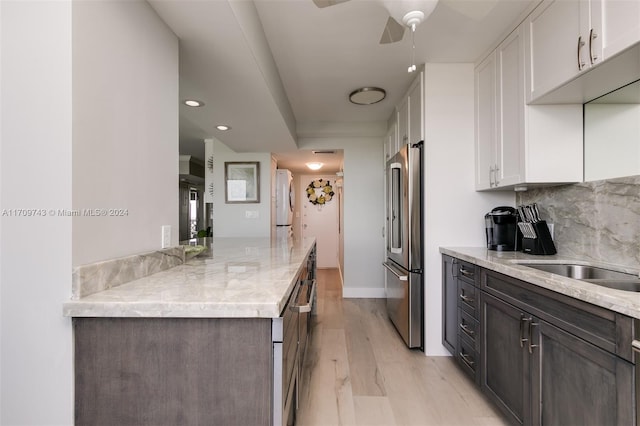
(149, 0, 537, 171)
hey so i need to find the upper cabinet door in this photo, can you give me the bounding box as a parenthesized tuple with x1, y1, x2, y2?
(475, 52, 497, 191)
(596, 0, 640, 61)
(397, 98, 409, 148)
(408, 71, 424, 145)
(496, 27, 525, 188)
(526, 0, 582, 102)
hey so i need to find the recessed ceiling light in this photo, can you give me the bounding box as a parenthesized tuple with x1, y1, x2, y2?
(183, 100, 204, 107)
(216, 125, 231, 131)
(306, 162, 323, 170)
(349, 87, 386, 105)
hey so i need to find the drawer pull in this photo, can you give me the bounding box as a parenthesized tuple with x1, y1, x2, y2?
(459, 352, 475, 367)
(459, 294, 474, 304)
(460, 323, 475, 337)
(519, 314, 529, 348)
(459, 267, 474, 278)
(528, 319, 539, 354)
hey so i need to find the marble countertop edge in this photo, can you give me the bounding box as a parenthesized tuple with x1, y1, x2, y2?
(63, 237, 316, 319)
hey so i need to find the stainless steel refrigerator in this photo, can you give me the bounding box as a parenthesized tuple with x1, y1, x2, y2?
(383, 142, 423, 349)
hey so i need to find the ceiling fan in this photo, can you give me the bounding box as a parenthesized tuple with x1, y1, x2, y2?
(312, 0, 499, 44)
(312, 0, 438, 44)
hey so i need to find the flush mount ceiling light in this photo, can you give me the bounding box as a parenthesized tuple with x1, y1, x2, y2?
(349, 87, 386, 105)
(216, 125, 231, 131)
(183, 99, 204, 107)
(306, 162, 323, 171)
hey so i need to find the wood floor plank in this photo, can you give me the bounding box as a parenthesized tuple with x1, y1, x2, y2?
(299, 269, 507, 426)
(343, 300, 387, 397)
(353, 396, 396, 426)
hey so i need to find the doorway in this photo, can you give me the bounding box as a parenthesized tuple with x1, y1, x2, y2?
(300, 175, 340, 268)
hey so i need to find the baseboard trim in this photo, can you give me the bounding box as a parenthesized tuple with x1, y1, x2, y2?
(342, 287, 386, 298)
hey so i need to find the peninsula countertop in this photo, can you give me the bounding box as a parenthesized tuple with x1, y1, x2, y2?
(63, 237, 316, 319)
(440, 247, 640, 320)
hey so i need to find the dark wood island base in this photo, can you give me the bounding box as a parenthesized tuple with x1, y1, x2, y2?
(74, 317, 273, 426)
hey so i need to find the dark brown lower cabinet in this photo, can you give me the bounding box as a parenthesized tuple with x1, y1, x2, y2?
(532, 319, 634, 426)
(481, 292, 530, 425)
(481, 290, 635, 426)
(74, 318, 273, 426)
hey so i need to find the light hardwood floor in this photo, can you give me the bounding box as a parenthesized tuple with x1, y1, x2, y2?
(296, 269, 508, 426)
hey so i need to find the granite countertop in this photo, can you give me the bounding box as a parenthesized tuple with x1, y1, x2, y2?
(63, 237, 316, 319)
(440, 247, 640, 319)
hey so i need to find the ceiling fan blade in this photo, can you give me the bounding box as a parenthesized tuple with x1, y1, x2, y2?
(379, 16, 406, 44)
(312, 0, 350, 8)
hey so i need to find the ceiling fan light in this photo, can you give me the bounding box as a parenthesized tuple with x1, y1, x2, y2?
(383, 0, 439, 28)
(349, 87, 386, 105)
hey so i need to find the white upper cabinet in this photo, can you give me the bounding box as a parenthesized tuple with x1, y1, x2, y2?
(526, 0, 582, 102)
(385, 117, 398, 161)
(476, 29, 525, 190)
(526, 0, 640, 103)
(496, 28, 525, 188)
(408, 74, 424, 145)
(395, 70, 424, 152)
(476, 23, 583, 191)
(475, 51, 497, 190)
(597, 0, 640, 60)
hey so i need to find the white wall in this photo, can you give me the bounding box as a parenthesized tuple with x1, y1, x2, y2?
(298, 136, 385, 297)
(72, 1, 179, 266)
(584, 104, 640, 181)
(1, 2, 180, 423)
(423, 63, 515, 355)
(1, 2, 73, 424)
(211, 139, 272, 237)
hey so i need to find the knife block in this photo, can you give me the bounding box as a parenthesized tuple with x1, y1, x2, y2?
(522, 220, 557, 255)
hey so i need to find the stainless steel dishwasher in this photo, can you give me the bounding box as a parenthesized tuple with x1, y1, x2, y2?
(272, 275, 317, 426)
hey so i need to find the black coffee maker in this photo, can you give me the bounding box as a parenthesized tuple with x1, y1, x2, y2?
(485, 206, 519, 251)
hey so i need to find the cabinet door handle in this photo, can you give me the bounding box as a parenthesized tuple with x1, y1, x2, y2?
(519, 314, 529, 348)
(494, 165, 500, 187)
(459, 294, 474, 304)
(459, 267, 474, 278)
(577, 36, 586, 70)
(528, 319, 539, 354)
(589, 28, 598, 65)
(459, 351, 475, 367)
(489, 166, 495, 187)
(460, 322, 475, 337)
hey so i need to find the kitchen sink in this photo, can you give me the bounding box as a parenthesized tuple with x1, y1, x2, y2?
(517, 262, 640, 292)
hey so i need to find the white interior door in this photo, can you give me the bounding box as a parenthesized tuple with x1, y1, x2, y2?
(300, 175, 339, 268)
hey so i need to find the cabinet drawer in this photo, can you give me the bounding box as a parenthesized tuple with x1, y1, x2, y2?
(458, 308, 480, 352)
(482, 268, 634, 361)
(454, 259, 478, 286)
(459, 280, 479, 318)
(457, 336, 480, 385)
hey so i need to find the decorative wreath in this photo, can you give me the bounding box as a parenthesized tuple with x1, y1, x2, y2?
(306, 179, 334, 205)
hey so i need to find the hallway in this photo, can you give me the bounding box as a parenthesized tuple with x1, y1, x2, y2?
(297, 269, 507, 426)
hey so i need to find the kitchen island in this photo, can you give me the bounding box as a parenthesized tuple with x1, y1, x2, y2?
(64, 237, 316, 426)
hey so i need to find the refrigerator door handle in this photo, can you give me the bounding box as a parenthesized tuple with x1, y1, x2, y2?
(382, 262, 408, 281)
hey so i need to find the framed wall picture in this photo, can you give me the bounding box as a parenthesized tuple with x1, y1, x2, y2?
(224, 161, 260, 203)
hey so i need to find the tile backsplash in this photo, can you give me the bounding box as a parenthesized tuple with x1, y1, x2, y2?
(517, 175, 640, 269)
